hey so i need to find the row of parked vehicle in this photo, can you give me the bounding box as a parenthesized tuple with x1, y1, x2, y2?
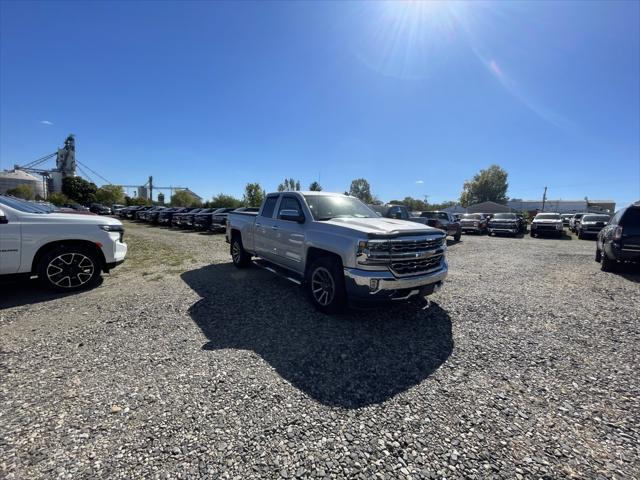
(117, 205, 259, 232)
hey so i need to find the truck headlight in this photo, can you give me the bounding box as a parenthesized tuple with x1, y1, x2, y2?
(556, 224, 563, 230)
(99, 225, 124, 232)
(356, 240, 390, 264)
(531, 223, 537, 229)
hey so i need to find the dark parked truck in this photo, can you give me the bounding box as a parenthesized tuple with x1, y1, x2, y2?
(226, 192, 448, 312)
(487, 213, 520, 236)
(419, 211, 461, 241)
(369, 204, 430, 225)
(459, 213, 488, 234)
(596, 202, 640, 271)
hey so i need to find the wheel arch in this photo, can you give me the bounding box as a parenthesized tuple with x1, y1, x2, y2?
(305, 247, 344, 275)
(31, 240, 107, 275)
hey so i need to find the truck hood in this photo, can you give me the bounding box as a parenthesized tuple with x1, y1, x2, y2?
(26, 212, 123, 227)
(321, 217, 439, 237)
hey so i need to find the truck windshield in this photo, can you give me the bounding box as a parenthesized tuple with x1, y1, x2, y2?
(493, 213, 516, 219)
(0, 195, 51, 214)
(582, 215, 610, 222)
(462, 214, 482, 219)
(304, 195, 377, 221)
(536, 214, 561, 220)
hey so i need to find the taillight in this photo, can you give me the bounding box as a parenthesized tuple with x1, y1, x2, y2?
(613, 226, 623, 241)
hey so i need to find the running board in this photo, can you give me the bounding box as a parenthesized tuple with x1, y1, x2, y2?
(253, 259, 303, 285)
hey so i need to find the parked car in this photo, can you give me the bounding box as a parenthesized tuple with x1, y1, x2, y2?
(459, 213, 488, 234)
(577, 214, 610, 239)
(0, 194, 127, 291)
(111, 204, 126, 215)
(569, 213, 587, 233)
(209, 208, 239, 232)
(516, 214, 528, 233)
(226, 191, 447, 312)
(173, 208, 204, 228)
(157, 207, 189, 226)
(138, 206, 164, 222)
(119, 206, 141, 219)
(561, 214, 573, 226)
(419, 211, 461, 241)
(369, 204, 429, 225)
(487, 213, 520, 236)
(133, 206, 153, 220)
(145, 206, 167, 224)
(89, 203, 112, 215)
(63, 203, 90, 212)
(183, 208, 217, 229)
(596, 203, 640, 271)
(530, 212, 564, 237)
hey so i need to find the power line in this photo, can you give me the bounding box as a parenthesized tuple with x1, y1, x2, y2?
(77, 160, 111, 185)
(76, 164, 95, 184)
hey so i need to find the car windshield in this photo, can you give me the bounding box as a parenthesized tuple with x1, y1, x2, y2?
(0, 195, 50, 214)
(304, 195, 377, 221)
(536, 214, 561, 220)
(421, 212, 448, 219)
(493, 213, 516, 219)
(462, 214, 482, 219)
(583, 215, 610, 222)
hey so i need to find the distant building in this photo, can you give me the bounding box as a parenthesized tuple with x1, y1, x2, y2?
(442, 204, 467, 214)
(137, 186, 149, 200)
(0, 169, 47, 198)
(157, 192, 165, 204)
(175, 188, 202, 204)
(466, 201, 514, 214)
(506, 199, 615, 214)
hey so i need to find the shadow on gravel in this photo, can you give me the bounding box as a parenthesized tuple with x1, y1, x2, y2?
(0, 277, 103, 309)
(181, 263, 453, 409)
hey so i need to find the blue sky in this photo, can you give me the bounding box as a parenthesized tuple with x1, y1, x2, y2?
(1, 0, 639, 206)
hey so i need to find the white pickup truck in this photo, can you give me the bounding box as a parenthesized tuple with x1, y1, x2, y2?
(226, 191, 448, 312)
(0, 195, 127, 291)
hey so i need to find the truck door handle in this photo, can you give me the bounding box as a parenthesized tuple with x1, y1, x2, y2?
(256, 222, 261, 227)
(271, 226, 279, 230)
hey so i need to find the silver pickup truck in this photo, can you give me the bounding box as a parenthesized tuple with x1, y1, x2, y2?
(226, 191, 448, 312)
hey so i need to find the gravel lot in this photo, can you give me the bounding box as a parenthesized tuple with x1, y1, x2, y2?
(2, 223, 639, 479)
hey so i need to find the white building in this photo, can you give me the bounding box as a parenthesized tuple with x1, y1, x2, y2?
(507, 199, 615, 214)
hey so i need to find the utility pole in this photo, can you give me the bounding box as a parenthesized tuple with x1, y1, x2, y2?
(541, 186, 547, 212)
(148, 175, 153, 202)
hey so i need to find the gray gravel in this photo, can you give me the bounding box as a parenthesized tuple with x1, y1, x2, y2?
(1, 223, 639, 479)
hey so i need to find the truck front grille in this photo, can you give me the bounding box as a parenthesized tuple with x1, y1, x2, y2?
(391, 254, 444, 276)
(389, 237, 442, 253)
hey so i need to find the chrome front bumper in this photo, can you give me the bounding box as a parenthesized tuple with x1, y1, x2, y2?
(343, 262, 448, 302)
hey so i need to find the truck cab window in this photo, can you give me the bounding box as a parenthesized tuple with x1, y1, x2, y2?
(261, 197, 278, 218)
(278, 197, 302, 218)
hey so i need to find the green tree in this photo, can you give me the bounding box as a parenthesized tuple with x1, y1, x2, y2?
(95, 184, 125, 206)
(6, 184, 35, 200)
(125, 195, 151, 206)
(48, 192, 69, 206)
(211, 193, 243, 208)
(62, 176, 97, 205)
(171, 190, 201, 207)
(277, 178, 301, 192)
(459, 165, 509, 207)
(349, 178, 374, 204)
(243, 182, 265, 207)
(308, 181, 322, 191)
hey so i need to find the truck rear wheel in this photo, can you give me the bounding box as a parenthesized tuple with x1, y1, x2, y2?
(38, 245, 101, 292)
(306, 257, 346, 313)
(231, 236, 251, 268)
(600, 250, 616, 272)
(453, 230, 461, 242)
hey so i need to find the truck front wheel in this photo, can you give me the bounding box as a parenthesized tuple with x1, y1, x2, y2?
(231, 236, 251, 268)
(38, 245, 101, 292)
(306, 257, 346, 313)
(453, 229, 461, 242)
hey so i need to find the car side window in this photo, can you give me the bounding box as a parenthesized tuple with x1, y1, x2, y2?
(278, 197, 302, 218)
(261, 196, 278, 218)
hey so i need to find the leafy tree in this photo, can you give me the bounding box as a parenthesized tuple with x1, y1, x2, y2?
(348, 178, 374, 204)
(210, 193, 243, 209)
(62, 176, 97, 205)
(459, 165, 509, 206)
(48, 192, 69, 206)
(171, 190, 201, 207)
(6, 184, 35, 200)
(308, 181, 322, 191)
(125, 195, 151, 206)
(95, 184, 125, 206)
(277, 178, 301, 192)
(243, 182, 265, 207)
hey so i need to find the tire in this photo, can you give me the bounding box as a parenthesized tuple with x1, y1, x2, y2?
(453, 230, 461, 242)
(530, 231, 535, 237)
(578, 230, 583, 239)
(306, 256, 346, 313)
(600, 249, 616, 272)
(595, 246, 602, 263)
(38, 245, 101, 292)
(230, 235, 251, 268)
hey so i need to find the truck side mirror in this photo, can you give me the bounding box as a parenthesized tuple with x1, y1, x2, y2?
(0, 208, 7, 224)
(280, 209, 305, 223)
